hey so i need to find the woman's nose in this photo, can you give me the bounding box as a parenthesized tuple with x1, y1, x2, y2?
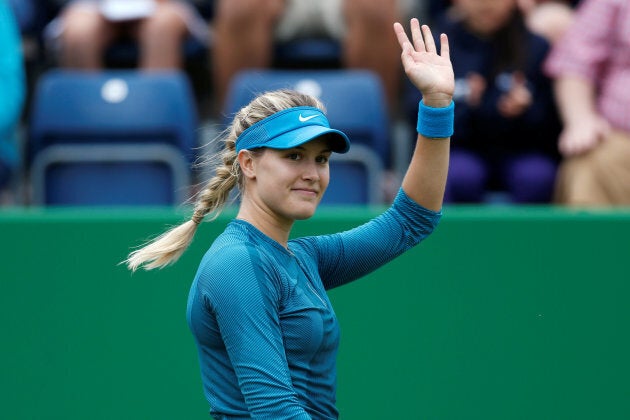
(301, 160, 320, 181)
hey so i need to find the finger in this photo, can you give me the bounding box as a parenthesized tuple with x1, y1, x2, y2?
(421, 24, 437, 53)
(393, 22, 412, 50)
(560, 134, 580, 156)
(400, 41, 416, 71)
(410, 18, 425, 52)
(439, 33, 450, 61)
(575, 140, 589, 155)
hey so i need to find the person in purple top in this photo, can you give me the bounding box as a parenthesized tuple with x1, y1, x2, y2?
(126, 19, 454, 419)
(406, 0, 560, 204)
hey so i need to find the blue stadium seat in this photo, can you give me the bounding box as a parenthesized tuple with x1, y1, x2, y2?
(321, 145, 384, 205)
(223, 69, 388, 205)
(29, 69, 198, 206)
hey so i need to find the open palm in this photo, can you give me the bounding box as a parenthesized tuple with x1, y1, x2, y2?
(394, 19, 454, 106)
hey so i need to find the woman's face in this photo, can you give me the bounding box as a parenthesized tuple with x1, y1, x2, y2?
(455, 0, 517, 36)
(242, 136, 332, 223)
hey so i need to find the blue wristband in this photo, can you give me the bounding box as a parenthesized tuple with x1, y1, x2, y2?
(416, 100, 454, 138)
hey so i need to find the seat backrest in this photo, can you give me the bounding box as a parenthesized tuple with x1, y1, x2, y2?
(223, 69, 390, 167)
(28, 69, 198, 206)
(29, 69, 198, 162)
(30, 143, 192, 205)
(322, 145, 384, 205)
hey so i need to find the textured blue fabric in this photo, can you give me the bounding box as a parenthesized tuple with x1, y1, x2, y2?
(187, 189, 441, 419)
(416, 100, 454, 138)
(235, 106, 350, 154)
(0, 0, 25, 174)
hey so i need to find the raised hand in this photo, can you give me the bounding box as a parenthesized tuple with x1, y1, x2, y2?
(393, 18, 454, 108)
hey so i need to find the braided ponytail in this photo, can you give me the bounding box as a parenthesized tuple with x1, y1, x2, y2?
(124, 89, 326, 271)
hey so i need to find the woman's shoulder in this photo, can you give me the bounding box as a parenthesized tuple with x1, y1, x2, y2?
(200, 226, 260, 270)
(194, 225, 291, 301)
(198, 221, 288, 279)
(194, 237, 267, 298)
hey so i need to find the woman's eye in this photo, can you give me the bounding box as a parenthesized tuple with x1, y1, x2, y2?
(287, 153, 301, 160)
(316, 155, 329, 164)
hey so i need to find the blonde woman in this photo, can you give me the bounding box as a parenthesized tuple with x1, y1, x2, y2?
(126, 19, 454, 420)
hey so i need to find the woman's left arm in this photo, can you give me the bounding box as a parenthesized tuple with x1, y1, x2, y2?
(310, 21, 453, 280)
(394, 19, 454, 211)
(293, 21, 453, 289)
(294, 190, 441, 290)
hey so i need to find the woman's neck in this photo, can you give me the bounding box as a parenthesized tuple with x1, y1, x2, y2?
(236, 203, 293, 248)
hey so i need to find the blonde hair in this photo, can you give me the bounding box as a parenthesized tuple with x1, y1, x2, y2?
(125, 89, 326, 271)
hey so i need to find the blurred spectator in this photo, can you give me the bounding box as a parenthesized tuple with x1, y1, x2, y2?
(544, 0, 630, 206)
(406, 0, 559, 203)
(44, 0, 208, 70)
(517, 0, 577, 44)
(211, 0, 427, 112)
(0, 0, 26, 202)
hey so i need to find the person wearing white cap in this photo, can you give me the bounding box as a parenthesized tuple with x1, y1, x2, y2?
(126, 19, 454, 420)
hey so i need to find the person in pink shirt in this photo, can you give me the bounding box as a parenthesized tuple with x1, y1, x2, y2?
(517, 0, 576, 44)
(544, 0, 630, 206)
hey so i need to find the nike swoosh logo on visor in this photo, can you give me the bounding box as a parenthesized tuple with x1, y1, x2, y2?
(298, 114, 318, 122)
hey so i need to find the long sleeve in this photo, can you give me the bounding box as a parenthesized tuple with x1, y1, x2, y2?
(293, 188, 441, 290)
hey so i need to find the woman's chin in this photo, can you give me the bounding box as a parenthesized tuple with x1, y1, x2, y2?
(292, 207, 318, 220)
(288, 201, 320, 220)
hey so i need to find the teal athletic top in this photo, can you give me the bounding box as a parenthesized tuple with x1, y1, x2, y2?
(186, 189, 441, 419)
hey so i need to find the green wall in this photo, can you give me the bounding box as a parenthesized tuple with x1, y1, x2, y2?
(1, 206, 629, 419)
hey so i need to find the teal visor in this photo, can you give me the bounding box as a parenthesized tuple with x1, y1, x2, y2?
(235, 106, 350, 153)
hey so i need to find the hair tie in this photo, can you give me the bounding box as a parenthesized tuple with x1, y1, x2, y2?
(191, 214, 204, 225)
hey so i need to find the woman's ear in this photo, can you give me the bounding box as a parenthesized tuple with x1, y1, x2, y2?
(237, 150, 256, 180)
